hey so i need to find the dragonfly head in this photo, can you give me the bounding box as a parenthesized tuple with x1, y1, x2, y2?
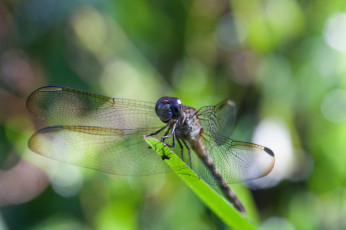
(155, 97, 183, 123)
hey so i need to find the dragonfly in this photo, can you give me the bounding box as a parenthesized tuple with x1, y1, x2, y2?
(27, 86, 275, 213)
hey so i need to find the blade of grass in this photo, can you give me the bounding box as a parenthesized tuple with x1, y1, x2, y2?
(144, 136, 257, 230)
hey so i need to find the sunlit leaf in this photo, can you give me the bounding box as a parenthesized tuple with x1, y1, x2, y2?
(145, 136, 257, 230)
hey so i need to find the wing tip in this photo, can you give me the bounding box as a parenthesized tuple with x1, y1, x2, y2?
(28, 126, 64, 155)
(215, 99, 236, 111)
(37, 86, 63, 92)
(26, 86, 64, 113)
(28, 126, 63, 142)
(39, 125, 64, 132)
(28, 130, 41, 155)
(264, 147, 275, 157)
(225, 99, 236, 107)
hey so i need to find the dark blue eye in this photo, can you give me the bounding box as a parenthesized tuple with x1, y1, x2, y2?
(155, 97, 182, 122)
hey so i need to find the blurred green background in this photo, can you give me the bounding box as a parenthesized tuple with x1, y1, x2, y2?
(0, 0, 346, 229)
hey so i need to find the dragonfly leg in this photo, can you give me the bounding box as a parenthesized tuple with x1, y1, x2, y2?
(176, 137, 184, 161)
(161, 122, 177, 148)
(159, 126, 171, 142)
(146, 124, 170, 149)
(162, 132, 176, 148)
(157, 127, 172, 160)
(147, 121, 178, 156)
(180, 137, 192, 169)
(146, 123, 169, 137)
(163, 126, 171, 136)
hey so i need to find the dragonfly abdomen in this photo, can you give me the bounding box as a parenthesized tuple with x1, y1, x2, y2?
(192, 137, 245, 213)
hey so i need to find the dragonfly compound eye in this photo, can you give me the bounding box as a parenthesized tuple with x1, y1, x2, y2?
(155, 97, 183, 122)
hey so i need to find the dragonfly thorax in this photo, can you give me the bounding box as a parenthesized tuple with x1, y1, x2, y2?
(179, 106, 202, 142)
(155, 97, 184, 123)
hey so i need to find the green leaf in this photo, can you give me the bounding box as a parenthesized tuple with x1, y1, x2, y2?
(144, 136, 257, 230)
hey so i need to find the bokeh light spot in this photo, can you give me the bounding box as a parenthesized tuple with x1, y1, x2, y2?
(172, 58, 208, 94)
(249, 118, 296, 188)
(71, 6, 107, 54)
(321, 89, 346, 123)
(323, 13, 346, 53)
(51, 165, 83, 197)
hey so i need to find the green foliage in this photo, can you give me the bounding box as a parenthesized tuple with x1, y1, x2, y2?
(145, 137, 256, 230)
(1, 0, 346, 229)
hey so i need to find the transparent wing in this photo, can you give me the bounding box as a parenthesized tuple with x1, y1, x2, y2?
(195, 100, 275, 184)
(197, 99, 236, 145)
(195, 135, 275, 184)
(27, 86, 170, 175)
(29, 126, 171, 175)
(26, 86, 162, 130)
